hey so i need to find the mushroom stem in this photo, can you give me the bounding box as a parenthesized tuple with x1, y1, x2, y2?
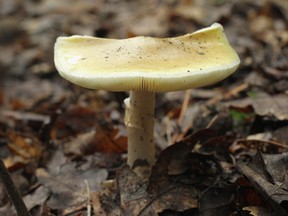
(124, 90, 155, 167)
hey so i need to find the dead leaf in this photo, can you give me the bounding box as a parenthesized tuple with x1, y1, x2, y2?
(93, 124, 127, 154)
(243, 206, 276, 216)
(249, 151, 275, 184)
(63, 130, 97, 156)
(63, 125, 127, 156)
(4, 79, 54, 110)
(237, 152, 288, 215)
(23, 186, 50, 211)
(264, 153, 288, 186)
(199, 186, 236, 216)
(0, 109, 50, 131)
(91, 181, 121, 216)
(225, 93, 288, 121)
(235, 176, 268, 209)
(51, 106, 97, 139)
(7, 130, 43, 163)
(117, 165, 199, 216)
(147, 129, 217, 195)
(233, 139, 287, 154)
(36, 164, 108, 215)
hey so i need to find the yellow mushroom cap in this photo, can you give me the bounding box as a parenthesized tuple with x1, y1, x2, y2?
(54, 23, 240, 92)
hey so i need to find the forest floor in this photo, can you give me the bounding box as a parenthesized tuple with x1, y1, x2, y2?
(0, 0, 288, 215)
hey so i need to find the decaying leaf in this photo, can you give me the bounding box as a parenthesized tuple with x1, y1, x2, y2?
(225, 93, 288, 121)
(147, 129, 217, 195)
(95, 129, 240, 215)
(237, 152, 288, 215)
(6, 130, 43, 164)
(199, 186, 236, 216)
(23, 186, 50, 211)
(36, 160, 108, 214)
(116, 164, 199, 216)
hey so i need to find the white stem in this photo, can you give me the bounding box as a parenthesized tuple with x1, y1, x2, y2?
(124, 91, 155, 167)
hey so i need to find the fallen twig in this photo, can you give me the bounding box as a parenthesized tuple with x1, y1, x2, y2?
(0, 158, 31, 216)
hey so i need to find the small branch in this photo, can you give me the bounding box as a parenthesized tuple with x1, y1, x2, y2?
(0, 158, 31, 216)
(84, 180, 91, 216)
(178, 89, 191, 125)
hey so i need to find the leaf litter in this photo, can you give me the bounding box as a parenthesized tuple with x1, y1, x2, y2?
(0, 0, 288, 215)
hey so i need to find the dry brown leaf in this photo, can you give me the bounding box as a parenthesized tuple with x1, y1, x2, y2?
(7, 130, 43, 164)
(237, 158, 288, 216)
(224, 93, 288, 121)
(36, 164, 108, 215)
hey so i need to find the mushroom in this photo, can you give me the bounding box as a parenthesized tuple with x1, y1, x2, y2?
(54, 23, 240, 169)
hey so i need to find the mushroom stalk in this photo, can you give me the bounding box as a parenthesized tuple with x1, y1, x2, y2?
(124, 90, 155, 167)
